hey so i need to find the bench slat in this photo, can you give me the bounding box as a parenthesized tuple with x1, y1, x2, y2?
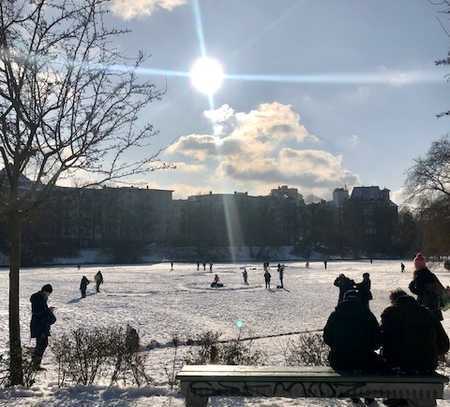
(177, 365, 449, 384)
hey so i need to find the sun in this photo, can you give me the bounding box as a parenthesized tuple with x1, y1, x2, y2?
(190, 57, 224, 95)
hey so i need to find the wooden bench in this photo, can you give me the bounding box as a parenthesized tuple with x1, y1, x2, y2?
(177, 365, 449, 407)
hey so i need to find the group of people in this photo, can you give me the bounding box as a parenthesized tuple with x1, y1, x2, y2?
(80, 270, 104, 298)
(262, 262, 285, 289)
(325, 253, 449, 407)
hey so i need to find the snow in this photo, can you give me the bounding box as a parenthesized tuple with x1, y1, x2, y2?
(0, 260, 449, 406)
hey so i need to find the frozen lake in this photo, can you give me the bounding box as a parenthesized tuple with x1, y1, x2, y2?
(0, 260, 449, 406)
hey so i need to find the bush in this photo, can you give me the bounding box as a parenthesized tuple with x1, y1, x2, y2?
(0, 349, 37, 388)
(283, 333, 329, 367)
(51, 325, 151, 387)
(185, 330, 266, 366)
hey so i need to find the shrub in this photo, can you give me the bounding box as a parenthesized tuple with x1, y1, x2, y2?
(185, 330, 266, 366)
(0, 350, 37, 388)
(51, 325, 150, 387)
(283, 333, 329, 367)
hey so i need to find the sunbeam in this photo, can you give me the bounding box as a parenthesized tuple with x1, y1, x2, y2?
(225, 70, 443, 85)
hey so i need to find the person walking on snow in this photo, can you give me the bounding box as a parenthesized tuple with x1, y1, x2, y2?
(409, 253, 445, 321)
(80, 276, 90, 298)
(264, 269, 271, 289)
(30, 284, 56, 371)
(242, 268, 249, 285)
(324, 260, 328, 270)
(197, 261, 200, 271)
(209, 262, 213, 272)
(400, 262, 405, 273)
(94, 271, 104, 293)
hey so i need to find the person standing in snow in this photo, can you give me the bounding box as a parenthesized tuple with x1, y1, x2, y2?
(278, 265, 284, 288)
(209, 262, 213, 273)
(264, 269, 271, 289)
(203, 262, 206, 271)
(409, 253, 445, 321)
(80, 276, 90, 298)
(170, 261, 174, 271)
(94, 271, 104, 293)
(401, 262, 405, 273)
(356, 273, 373, 308)
(324, 260, 328, 270)
(196, 261, 200, 271)
(30, 284, 56, 370)
(242, 268, 249, 285)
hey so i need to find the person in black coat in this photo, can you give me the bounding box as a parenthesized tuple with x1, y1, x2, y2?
(356, 273, 373, 308)
(30, 284, 56, 370)
(80, 276, 90, 298)
(264, 270, 271, 289)
(333, 274, 355, 304)
(409, 253, 444, 321)
(94, 271, 104, 293)
(324, 290, 382, 372)
(381, 289, 449, 374)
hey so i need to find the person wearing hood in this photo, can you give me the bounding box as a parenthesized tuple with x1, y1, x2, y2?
(409, 253, 445, 321)
(333, 274, 356, 304)
(324, 290, 382, 372)
(80, 276, 90, 298)
(324, 290, 382, 406)
(381, 288, 449, 374)
(30, 284, 56, 370)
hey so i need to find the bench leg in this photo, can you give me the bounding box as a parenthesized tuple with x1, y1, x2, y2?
(185, 392, 208, 407)
(407, 400, 437, 407)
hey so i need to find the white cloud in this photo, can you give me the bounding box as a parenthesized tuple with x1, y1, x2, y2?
(111, 0, 187, 19)
(166, 102, 359, 198)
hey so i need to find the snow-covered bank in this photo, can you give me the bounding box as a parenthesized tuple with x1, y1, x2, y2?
(0, 260, 449, 406)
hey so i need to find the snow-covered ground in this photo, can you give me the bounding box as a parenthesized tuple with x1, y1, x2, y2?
(0, 260, 448, 406)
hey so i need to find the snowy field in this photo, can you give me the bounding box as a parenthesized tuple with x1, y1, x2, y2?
(0, 260, 449, 406)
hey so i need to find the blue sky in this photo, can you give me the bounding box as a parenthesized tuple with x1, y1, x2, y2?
(108, 0, 450, 201)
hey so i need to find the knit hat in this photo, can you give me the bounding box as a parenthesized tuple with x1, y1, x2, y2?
(414, 253, 426, 270)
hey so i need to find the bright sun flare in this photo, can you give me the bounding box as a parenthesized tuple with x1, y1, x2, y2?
(190, 57, 224, 95)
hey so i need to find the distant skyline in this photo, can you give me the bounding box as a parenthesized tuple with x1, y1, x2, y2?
(99, 0, 450, 203)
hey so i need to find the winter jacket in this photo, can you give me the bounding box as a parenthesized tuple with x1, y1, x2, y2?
(334, 276, 355, 304)
(80, 277, 90, 291)
(409, 267, 444, 321)
(30, 291, 56, 338)
(95, 272, 103, 285)
(356, 278, 373, 306)
(324, 299, 381, 371)
(264, 272, 271, 282)
(381, 295, 449, 373)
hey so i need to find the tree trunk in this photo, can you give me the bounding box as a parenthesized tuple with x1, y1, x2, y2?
(9, 210, 23, 385)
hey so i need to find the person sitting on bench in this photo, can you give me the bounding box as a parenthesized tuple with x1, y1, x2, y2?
(210, 274, 223, 288)
(380, 289, 449, 407)
(324, 289, 383, 406)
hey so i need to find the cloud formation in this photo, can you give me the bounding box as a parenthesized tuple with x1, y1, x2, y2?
(111, 0, 186, 19)
(166, 102, 359, 198)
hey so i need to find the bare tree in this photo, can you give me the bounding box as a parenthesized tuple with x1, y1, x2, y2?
(0, 0, 167, 384)
(406, 136, 450, 200)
